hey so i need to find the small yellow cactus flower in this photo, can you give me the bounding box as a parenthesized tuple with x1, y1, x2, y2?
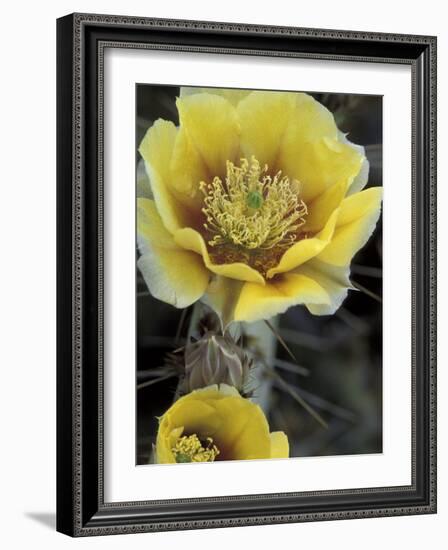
(156, 384, 289, 463)
(137, 88, 382, 325)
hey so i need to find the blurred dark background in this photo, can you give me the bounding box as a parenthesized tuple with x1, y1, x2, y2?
(136, 84, 382, 464)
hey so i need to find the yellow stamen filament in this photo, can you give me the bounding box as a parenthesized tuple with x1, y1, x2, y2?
(172, 434, 220, 463)
(200, 157, 307, 250)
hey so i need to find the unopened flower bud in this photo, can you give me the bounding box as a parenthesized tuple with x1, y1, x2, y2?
(182, 332, 252, 393)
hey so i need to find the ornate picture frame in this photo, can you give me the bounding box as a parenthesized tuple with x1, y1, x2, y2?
(56, 13, 436, 536)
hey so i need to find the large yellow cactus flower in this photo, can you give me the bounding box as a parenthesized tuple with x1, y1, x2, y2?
(137, 88, 382, 325)
(156, 384, 288, 463)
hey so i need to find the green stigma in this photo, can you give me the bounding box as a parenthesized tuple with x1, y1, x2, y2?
(175, 453, 192, 463)
(246, 190, 264, 210)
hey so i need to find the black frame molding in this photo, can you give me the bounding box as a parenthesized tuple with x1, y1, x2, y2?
(57, 13, 437, 536)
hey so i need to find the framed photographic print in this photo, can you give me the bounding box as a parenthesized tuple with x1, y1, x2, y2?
(56, 13, 437, 536)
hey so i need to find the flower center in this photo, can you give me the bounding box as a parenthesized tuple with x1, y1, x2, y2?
(172, 434, 220, 463)
(200, 157, 307, 251)
(246, 190, 264, 210)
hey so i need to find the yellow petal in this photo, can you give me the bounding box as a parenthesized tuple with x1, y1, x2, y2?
(270, 431, 289, 458)
(176, 93, 240, 177)
(212, 397, 271, 460)
(174, 228, 265, 284)
(168, 426, 184, 449)
(338, 132, 370, 195)
(296, 259, 353, 315)
(166, 400, 222, 437)
(180, 86, 251, 107)
(156, 426, 185, 464)
(267, 209, 339, 278)
(139, 119, 187, 233)
(234, 273, 330, 323)
(279, 136, 363, 203)
(156, 438, 176, 464)
(237, 91, 296, 169)
(170, 126, 210, 212)
(137, 198, 177, 250)
(317, 187, 383, 266)
(139, 119, 175, 176)
(137, 199, 209, 308)
(275, 92, 339, 188)
(137, 251, 209, 310)
(202, 276, 245, 330)
(289, 92, 339, 144)
(304, 180, 348, 233)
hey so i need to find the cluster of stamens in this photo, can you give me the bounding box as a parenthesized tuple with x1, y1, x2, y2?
(172, 434, 220, 463)
(200, 157, 307, 252)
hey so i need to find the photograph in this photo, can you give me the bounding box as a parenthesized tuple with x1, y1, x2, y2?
(54, 10, 436, 537)
(0, 0, 442, 544)
(135, 85, 383, 465)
